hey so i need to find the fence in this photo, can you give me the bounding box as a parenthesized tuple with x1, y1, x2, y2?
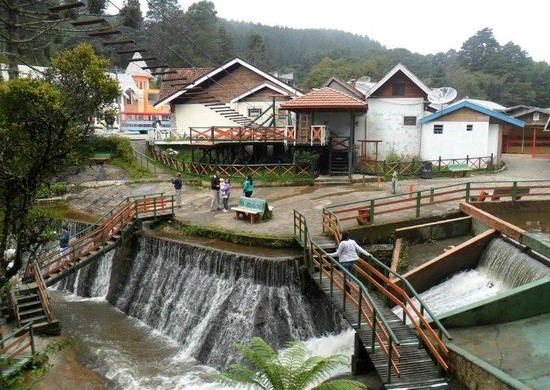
(358, 154, 494, 176)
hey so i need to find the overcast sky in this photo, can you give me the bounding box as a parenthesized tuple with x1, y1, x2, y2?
(110, 0, 549, 64)
(207, 0, 549, 64)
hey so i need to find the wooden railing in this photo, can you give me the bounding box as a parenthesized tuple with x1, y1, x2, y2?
(323, 180, 550, 235)
(358, 155, 494, 176)
(28, 194, 173, 283)
(0, 323, 35, 361)
(189, 126, 286, 144)
(32, 262, 53, 321)
(294, 210, 401, 382)
(294, 210, 452, 381)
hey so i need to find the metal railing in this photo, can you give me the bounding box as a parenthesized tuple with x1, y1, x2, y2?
(323, 180, 550, 235)
(0, 323, 35, 361)
(294, 210, 452, 380)
(27, 194, 173, 283)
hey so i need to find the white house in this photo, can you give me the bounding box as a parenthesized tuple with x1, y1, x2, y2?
(364, 63, 433, 160)
(419, 100, 524, 164)
(155, 58, 303, 138)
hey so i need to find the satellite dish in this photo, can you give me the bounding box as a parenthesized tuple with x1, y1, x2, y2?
(427, 87, 457, 109)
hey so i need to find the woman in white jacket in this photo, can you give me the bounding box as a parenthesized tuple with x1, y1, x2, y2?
(327, 231, 371, 273)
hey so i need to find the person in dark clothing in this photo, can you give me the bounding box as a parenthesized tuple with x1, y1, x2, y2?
(172, 173, 183, 207)
(210, 172, 221, 212)
(59, 226, 70, 259)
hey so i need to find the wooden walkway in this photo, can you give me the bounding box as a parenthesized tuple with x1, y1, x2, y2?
(294, 210, 452, 389)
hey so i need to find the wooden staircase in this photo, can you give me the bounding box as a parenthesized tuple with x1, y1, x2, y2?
(329, 149, 349, 175)
(203, 101, 255, 127)
(13, 194, 175, 335)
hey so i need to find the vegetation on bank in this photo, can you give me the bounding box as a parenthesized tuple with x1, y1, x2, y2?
(153, 219, 299, 249)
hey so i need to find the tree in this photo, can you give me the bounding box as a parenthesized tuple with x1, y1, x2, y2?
(0, 43, 119, 281)
(214, 337, 366, 390)
(119, 0, 144, 29)
(458, 28, 500, 71)
(247, 33, 273, 71)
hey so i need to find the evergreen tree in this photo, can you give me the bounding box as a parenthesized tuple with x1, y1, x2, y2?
(120, 0, 143, 29)
(247, 33, 273, 71)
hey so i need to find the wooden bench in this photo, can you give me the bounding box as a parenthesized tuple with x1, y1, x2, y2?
(448, 163, 473, 178)
(90, 153, 112, 165)
(233, 197, 273, 223)
(470, 186, 530, 202)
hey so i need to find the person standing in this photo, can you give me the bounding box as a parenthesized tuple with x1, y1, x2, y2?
(327, 231, 371, 274)
(172, 173, 183, 208)
(59, 226, 70, 260)
(242, 175, 254, 198)
(210, 172, 221, 212)
(220, 178, 232, 212)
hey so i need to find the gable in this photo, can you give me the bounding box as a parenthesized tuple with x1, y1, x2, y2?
(370, 70, 426, 98)
(437, 108, 489, 123)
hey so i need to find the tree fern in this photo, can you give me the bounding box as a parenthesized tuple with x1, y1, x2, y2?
(213, 337, 366, 390)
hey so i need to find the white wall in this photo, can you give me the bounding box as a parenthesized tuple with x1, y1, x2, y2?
(420, 121, 495, 161)
(366, 98, 424, 159)
(174, 104, 239, 137)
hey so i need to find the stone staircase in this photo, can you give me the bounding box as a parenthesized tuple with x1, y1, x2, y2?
(13, 283, 60, 335)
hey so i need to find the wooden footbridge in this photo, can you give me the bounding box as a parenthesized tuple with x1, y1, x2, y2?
(2, 194, 174, 374)
(293, 210, 453, 389)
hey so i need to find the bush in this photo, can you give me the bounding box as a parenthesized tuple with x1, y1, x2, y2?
(36, 182, 69, 199)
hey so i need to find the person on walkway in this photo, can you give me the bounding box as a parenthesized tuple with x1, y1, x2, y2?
(242, 175, 254, 198)
(220, 178, 232, 212)
(171, 173, 183, 208)
(59, 226, 70, 260)
(210, 172, 221, 212)
(327, 231, 371, 274)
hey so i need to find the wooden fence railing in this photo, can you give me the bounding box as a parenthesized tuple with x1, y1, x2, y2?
(358, 154, 494, 176)
(323, 180, 550, 239)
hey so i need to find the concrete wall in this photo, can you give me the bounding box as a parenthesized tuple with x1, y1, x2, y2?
(394, 216, 472, 244)
(397, 229, 497, 293)
(366, 98, 424, 159)
(439, 277, 550, 327)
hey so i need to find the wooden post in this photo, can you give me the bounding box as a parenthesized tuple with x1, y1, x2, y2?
(409, 184, 414, 199)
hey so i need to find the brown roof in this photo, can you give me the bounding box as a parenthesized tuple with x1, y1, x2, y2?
(156, 67, 213, 104)
(279, 87, 367, 110)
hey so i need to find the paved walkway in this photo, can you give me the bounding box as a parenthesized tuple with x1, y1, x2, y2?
(68, 154, 550, 240)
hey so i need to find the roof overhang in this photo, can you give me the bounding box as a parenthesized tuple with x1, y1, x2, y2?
(420, 101, 524, 127)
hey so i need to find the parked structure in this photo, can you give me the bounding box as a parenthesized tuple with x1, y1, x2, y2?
(502, 105, 550, 156)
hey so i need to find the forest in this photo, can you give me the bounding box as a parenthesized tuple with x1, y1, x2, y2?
(2, 0, 550, 107)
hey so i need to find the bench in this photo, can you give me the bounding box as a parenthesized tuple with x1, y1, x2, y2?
(448, 163, 473, 178)
(233, 197, 273, 223)
(470, 186, 530, 202)
(90, 153, 112, 165)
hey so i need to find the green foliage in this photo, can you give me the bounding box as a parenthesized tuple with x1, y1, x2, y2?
(36, 183, 69, 199)
(214, 337, 366, 390)
(0, 44, 119, 279)
(385, 147, 400, 164)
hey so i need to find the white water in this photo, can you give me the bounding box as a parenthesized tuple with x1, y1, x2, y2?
(394, 237, 550, 321)
(52, 237, 353, 389)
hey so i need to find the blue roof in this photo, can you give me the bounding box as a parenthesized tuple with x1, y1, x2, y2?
(420, 100, 524, 127)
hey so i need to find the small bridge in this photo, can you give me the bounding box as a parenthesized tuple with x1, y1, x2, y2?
(294, 210, 452, 389)
(12, 194, 174, 337)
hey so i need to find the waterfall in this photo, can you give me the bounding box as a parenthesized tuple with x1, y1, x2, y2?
(56, 234, 342, 370)
(394, 237, 550, 320)
(478, 238, 550, 289)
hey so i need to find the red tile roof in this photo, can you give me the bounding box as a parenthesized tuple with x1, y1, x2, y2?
(279, 87, 367, 110)
(157, 67, 214, 104)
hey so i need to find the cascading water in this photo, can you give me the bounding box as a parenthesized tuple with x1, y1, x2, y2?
(394, 237, 550, 320)
(53, 234, 349, 389)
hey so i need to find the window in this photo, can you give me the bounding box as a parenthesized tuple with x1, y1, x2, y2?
(248, 108, 262, 117)
(433, 124, 443, 134)
(148, 93, 158, 105)
(392, 82, 405, 96)
(533, 112, 540, 121)
(466, 124, 473, 131)
(404, 116, 417, 126)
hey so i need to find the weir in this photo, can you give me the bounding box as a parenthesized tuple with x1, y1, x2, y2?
(55, 234, 343, 369)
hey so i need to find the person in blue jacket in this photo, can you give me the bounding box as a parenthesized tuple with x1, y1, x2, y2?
(242, 175, 254, 198)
